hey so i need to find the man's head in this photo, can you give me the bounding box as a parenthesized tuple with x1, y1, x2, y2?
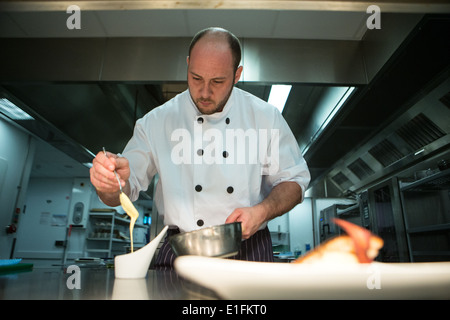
(187, 27, 243, 115)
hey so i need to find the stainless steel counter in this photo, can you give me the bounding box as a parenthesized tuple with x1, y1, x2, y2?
(0, 266, 218, 300)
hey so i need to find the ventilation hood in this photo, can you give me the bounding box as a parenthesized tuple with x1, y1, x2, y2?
(325, 75, 450, 195)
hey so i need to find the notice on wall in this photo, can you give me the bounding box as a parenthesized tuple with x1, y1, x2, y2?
(51, 214, 67, 226)
(39, 212, 51, 225)
(39, 212, 67, 226)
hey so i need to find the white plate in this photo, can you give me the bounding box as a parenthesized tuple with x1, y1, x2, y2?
(174, 256, 450, 299)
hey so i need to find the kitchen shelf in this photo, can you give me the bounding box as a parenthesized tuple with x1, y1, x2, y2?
(399, 169, 450, 262)
(412, 251, 450, 256)
(406, 223, 450, 234)
(86, 249, 110, 253)
(399, 168, 450, 191)
(336, 203, 359, 217)
(85, 210, 149, 258)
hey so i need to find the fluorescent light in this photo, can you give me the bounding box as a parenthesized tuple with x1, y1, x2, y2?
(320, 87, 355, 129)
(0, 98, 34, 120)
(301, 86, 355, 155)
(268, 85, 292, 113)
(83, 162, 93, 168)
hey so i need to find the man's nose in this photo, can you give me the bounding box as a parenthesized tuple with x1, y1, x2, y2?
(200, 82, 212, 98)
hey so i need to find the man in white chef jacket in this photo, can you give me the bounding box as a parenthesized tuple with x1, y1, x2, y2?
(90, 27, 310, 269)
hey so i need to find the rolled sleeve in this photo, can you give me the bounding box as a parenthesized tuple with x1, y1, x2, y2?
(263, 110, 311, 199)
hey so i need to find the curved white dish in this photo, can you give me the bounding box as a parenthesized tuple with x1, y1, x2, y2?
(115, 225, 168, 279)
(174, 256, 450, 299)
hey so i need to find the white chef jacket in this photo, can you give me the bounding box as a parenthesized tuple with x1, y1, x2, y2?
(122, 87, 310, 233)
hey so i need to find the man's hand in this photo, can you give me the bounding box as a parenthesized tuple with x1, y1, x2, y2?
(225, 205, 266, 240)
(226, 181, 303, 239)
(90, 150, 130, 206)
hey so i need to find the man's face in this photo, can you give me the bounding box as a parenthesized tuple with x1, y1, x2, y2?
(187, 38, 242, 115)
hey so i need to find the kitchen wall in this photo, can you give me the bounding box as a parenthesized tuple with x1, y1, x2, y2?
(289, 198, 313, 254)
(0, 116, 147, 264)
(14, 176, 148, 266)
(268, 198, 314, 255)
(14, 178, 74, 262)
(0, 116, 36, 259)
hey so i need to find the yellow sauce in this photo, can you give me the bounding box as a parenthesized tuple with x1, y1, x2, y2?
(119, 192, 139, 253)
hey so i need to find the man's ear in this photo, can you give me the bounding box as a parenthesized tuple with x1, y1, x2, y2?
(234, 65, 243, 84)
(186, 56, 190, 66)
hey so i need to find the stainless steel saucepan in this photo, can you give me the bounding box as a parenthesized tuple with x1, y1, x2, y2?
(169, 222, 242, 258)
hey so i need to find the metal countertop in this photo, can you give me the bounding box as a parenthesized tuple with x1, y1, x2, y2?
(0, 266, 218, 300)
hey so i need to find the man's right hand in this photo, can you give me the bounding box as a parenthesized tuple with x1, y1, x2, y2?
(90, 151, 130, 205)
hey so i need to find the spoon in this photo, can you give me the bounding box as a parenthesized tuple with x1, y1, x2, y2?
(103, 147, 139, 252)
(103, 147, 122, 193)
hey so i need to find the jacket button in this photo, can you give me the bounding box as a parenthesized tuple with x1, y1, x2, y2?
(197, 219, 204, 227)
(195, 185, 202, 192)
(197, 117, 204, 124)
(222, 151, 229, 158)
(227, 186, 234, 194)
(225, 117, 230, 124)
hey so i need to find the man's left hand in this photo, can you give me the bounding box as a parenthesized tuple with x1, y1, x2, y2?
(225, 205, 266, 239)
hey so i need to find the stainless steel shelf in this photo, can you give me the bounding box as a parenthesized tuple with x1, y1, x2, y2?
(406, 223, 450, 234)
(400, 168, 450, 191)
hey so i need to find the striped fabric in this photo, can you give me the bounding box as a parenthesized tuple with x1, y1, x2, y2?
(153, 227, 273, 270)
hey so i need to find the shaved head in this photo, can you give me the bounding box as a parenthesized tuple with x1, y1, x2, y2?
(189, 27, 242, 72)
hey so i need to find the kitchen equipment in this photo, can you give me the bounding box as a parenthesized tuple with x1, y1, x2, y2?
(114, 225, 168, 279)
(169, 222, 242, 258)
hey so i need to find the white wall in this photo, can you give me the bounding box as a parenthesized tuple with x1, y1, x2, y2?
(15, 177, 149, 262)
(14, 178, 73, 260)
(289, 198, 313, 254)
(268, 198, 313, 254)
(0, 117, 35, 259)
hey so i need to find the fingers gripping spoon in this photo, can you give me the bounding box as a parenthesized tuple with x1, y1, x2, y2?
(103, 147, 139, 253)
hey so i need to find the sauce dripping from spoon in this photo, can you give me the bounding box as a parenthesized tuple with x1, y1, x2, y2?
(103, 148, 139, 253)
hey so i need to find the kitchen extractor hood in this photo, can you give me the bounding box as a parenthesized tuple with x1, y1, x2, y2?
(324, 75, 450, 195)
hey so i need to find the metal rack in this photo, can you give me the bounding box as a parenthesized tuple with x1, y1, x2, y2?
(85, 210, 149, 259)
(399, 168, 450, 262)
(399, 168, 450, 192)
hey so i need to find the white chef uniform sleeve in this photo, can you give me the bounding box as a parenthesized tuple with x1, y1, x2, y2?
(262, 109, 311, 200)
(122, 117, 158, 202)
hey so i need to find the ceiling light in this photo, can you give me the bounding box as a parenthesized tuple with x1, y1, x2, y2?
(0, 98, 34, 120)
(301, 86, 355, 155)
(320, 87, 355, 129)
(83, 162, 93, 169)
(268, 85, 292, 114)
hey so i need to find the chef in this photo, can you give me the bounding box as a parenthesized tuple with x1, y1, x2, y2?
(90, 27, 310, 269)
